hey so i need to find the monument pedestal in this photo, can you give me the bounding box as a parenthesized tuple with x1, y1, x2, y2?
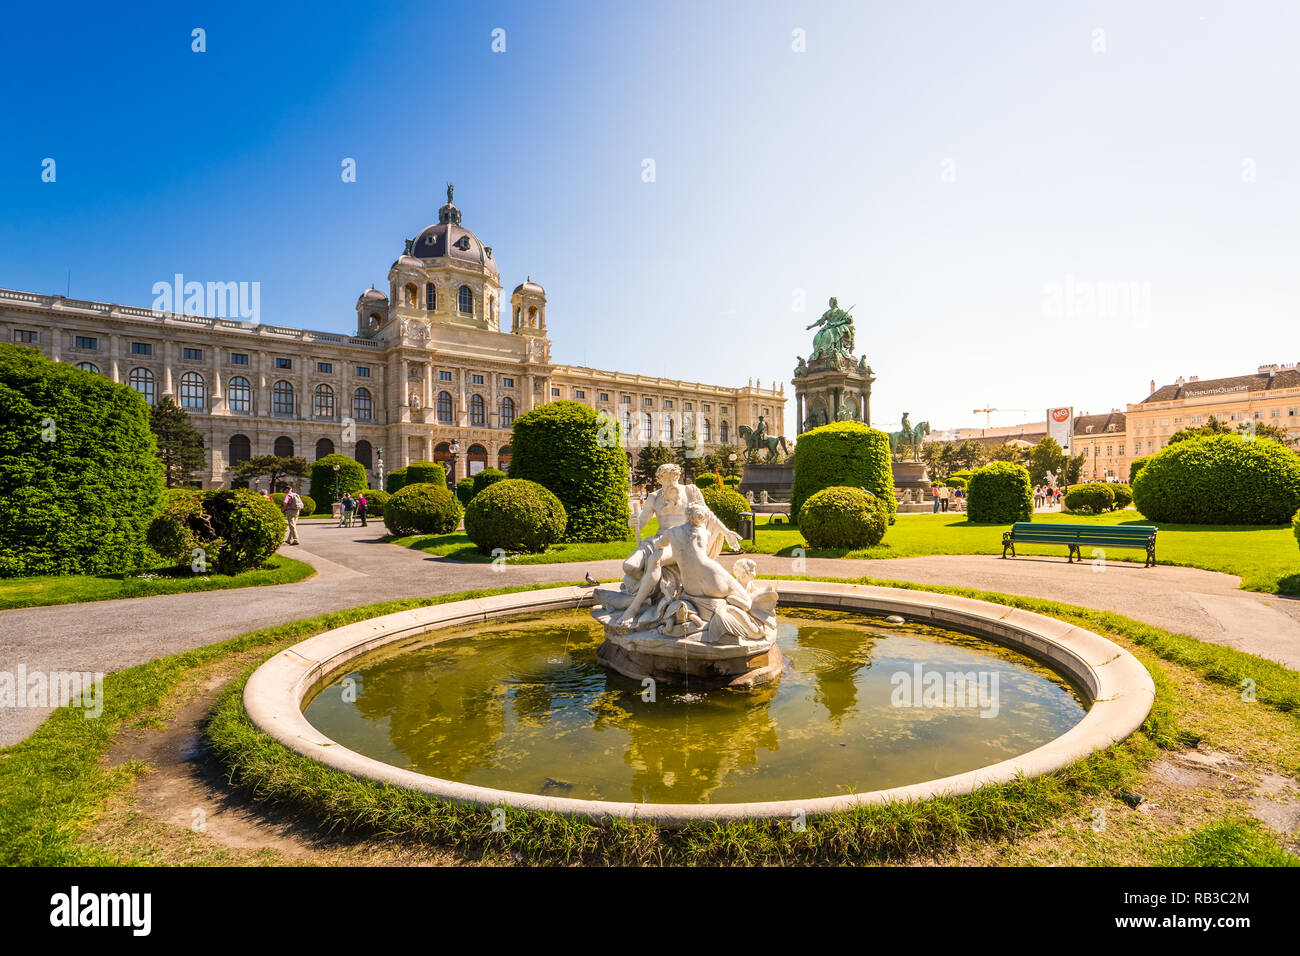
(596, 627, 783, 689)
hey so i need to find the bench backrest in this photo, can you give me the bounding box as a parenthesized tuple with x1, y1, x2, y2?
(1009, 522, 1156, 540)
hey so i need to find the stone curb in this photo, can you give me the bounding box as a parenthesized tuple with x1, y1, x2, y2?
(242, 582, 1155, 826)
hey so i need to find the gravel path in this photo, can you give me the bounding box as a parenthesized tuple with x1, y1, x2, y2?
(3, 522, 1297, 745)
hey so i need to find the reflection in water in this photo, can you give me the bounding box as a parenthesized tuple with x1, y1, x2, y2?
(304, 608, 1087, 804)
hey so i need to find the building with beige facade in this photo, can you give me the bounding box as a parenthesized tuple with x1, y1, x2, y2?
(1072, 410, 1128, 481)
(0, 189, 783, 489)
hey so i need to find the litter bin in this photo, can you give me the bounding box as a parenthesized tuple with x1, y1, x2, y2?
(738, 511, 755, 543)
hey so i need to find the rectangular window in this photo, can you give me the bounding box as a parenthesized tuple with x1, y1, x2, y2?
(230, 352, 249, 365)
(14, 329, 38, 343)
(1272, 408, 1281, 417)
(1172, 417, 1182, 425)
(574, 389, 585, 399)
(439, 370, 453, 381)
(131, 341, 152, 355)
(1106, 446, 1113, 456)
(664, 400, 674, 410)
(501, 377, 514, 388)
(183, 347, 202, 361)
(644, 397, 653, 406)
(1290, 408, 1298, 417)
(551, 387, 560, 397)
(276, 357, 292, 369)
(703, 403, 711, 412)
(471, 374, 484, 385)
(355, 366, 370, 377)
(75, 335, 98, 350)
(1118, 445, 1125, 456)
(1160, 419, 1168, 427)
(683, 401, 692, 410)
(600, 393, 610, 402)
(621, 395, 631, 404)
(317, 362, 332, 374)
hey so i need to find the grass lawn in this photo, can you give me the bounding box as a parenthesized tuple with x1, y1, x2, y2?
(742, 511, 1300, 595)
(3, 578, 1296, 866)
(386, 519, 660, 565)
(0, 554, 315, 611)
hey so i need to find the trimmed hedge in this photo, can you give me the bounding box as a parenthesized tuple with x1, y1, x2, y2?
(1112, 483, 1133, 510)
(508, 400, 630, 542)
(147, 488, 286, 574)
(1129, 456, 1152, 485)
(0, 344, 164, 576)
(700, 485, 748, 532)
(790, 421, 896, 524)
(966, 462, 1033, 524)
(360, 489, 389, 517)
(385, 461, 447, 494)
(455, 475, 476, 506)
(1064, 482, 1115, 515)
(270, 491, 316, 516)
(464, 479, 568, 554)
(383, 482, 463, 537)
(472, 467, 506, 497)
(308, 454, 366, 513)
(945, 477, 968, 490)
(694, 472, 720, 490)
(799, 486, 888, 549)
(385, 467, 407, 494)
(1132, 434, 1300, 524)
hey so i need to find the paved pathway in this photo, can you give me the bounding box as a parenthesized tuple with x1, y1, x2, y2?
(3, 523, 1298, 745)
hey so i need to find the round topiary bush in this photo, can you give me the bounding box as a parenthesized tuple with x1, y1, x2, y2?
(147, 488, 285, 574)
(508, 400, 630, 542)
(799, 486, 888, 549)
(385, 467, 407, 494)
(790, 422, 896, 524)
(723, 475, 741, 490)
(1112, 483, 1133, 510)
(945, 477, 967, 490)
(464, 479, 568, 554)
(308, 454, 366, 511)
(472, 467, 506, 497)
(405, 460, 447, 487)
(383, 482, 463, 536)
(1132, 434, 1300, 524)
(455, 475, 476, 506)
(966, 461, 1033, 524)
(694, 472, 720, 490)
(0, 344, 165, 576)
(361, 489, 389, 517)
(270, 491, 315, 516)
(1129, 456, 1152, 485)
(1064, 482, 1115, 515)
(701, 485, 749, 532)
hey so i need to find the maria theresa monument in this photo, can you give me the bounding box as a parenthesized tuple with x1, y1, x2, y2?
(792, 297, 875, 433)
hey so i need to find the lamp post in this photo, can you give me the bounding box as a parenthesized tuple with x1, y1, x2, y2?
(449, 437, 461, 482)
(332, 463, 340, 502)
(728, 452, 737, 481)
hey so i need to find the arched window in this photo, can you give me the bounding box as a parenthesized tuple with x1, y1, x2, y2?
(468, 443, 488, 475)
(434, 441, 453, 481)
(228, 434, 251, 466)
(404, 283, 418, 307)
(273, 380, 295, 416)
(228, 376, 252, 413)
(469, 393, 486, 426)
(274, 436, 294, 458)
(458, 284, 473, 314)
(499, 396, 516, 427)
(623, 410, 635, 442)
(313, 384, 335, 419)
(128, 368, 155, 405)
(643, 412, 653, 439)
(179, 371, 206, 411)
(528, 306, 538, 328)
(75, 362, 99, 374)
(497, 444, 512, 470)
(703, 418, 712, 442)
(720, 421, 729, 444)
(489, 295, 496, 322)
(661, 413, 673, 442)
(437, 390, 454, 423)
(425, 283, 436, 310)
(315, 438, 334, 460)
(355, 440, 373, 471)
(353, 387, 372, 421)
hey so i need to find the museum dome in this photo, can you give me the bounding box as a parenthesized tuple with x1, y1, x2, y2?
(513, 279, 544, 295)
(358, 287, 388, 302)
(410, 184, 498, 277)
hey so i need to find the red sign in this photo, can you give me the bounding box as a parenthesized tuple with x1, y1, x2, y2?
(1051, 407, 1070, 423)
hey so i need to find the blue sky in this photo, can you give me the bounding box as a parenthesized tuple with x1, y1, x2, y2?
(3, 0, 1298, 438)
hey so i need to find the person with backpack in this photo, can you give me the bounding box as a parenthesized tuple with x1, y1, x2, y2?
(281, 487, 302, 545)
(340, 493, 355, 528)
(356, 492, 368, 528)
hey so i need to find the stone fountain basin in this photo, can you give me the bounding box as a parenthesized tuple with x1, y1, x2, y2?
(242, 581, 1154, 826)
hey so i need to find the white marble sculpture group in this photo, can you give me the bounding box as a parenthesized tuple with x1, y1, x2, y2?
(592, 464, 779, 648)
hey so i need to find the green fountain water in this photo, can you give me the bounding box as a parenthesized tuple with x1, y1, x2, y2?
(303, 608, 1086, 804)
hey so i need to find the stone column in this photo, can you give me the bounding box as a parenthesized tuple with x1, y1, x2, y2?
(211, 347, 223, 411)
(49, 326, 61, 361)
(109, 333, 120, 382)
(796, 392, 804, 433)
(162, 340, 174, 396)
(525, 373, 535, 411)
(457, 367, 467, 425)
(424, 361, 433, 412)
(489, 370, 498, 428)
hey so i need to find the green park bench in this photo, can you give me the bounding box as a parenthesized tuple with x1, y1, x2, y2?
(1001, 522, 1159, 567)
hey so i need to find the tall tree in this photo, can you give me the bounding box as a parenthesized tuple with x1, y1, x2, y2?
(634, 443, 676, 490)
(149, 395, 206, 488)
(230, 454, 309, 493)
(1027, 436, 1068, 485)
(987, 442, 1027, 464)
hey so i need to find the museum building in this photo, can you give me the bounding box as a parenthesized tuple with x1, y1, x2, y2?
(0, 190, 785, 487)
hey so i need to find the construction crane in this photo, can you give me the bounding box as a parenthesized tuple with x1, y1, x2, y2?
(972, 406, 1035, 434)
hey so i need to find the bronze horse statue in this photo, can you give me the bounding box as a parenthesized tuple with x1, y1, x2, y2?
(739, 424, 789, 459)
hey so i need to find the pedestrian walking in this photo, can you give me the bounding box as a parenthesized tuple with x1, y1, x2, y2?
(939, 484, 950, 512)
(281, 487, 302, 546)
(340, 493, 356, 528)
(932, 484, 942, 513)
(356, 493, 368, 527)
